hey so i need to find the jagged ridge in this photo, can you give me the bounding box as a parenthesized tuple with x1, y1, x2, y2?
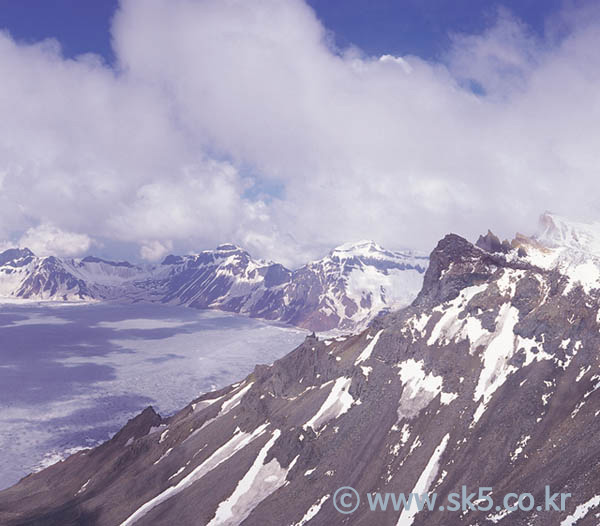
(0, 241, 427, 331)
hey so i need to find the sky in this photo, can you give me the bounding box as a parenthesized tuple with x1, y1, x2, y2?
(0, 0, 599, 266)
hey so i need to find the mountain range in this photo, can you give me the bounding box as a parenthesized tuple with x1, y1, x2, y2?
(0, 241, 428, 332)
(2, 213, 600, 525)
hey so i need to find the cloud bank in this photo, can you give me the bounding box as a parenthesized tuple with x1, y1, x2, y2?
(0, 0, 599, 266)
(18, 224, 92, 257)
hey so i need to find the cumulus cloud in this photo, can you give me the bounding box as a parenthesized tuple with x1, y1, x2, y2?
(139, 240, 173, 262)
(18, 224, 92, 257)
(1, 0, 600, 266)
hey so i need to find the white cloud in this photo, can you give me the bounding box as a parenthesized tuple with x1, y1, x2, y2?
(0, 240, 14, 253)
(139, 240, 172, 262)
(18, 224, 92, 257)
(446, 8, 542, 97)
(0, 1, 600, 265)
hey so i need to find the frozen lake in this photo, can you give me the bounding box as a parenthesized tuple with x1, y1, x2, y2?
(0, 302, 306, 490)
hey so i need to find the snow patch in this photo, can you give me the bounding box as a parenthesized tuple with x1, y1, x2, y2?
(472, 304, 520, 424)
(396, 433, 450, 526)
(426, 284, 488, 346)
(560, 495, 600, 526)
(292, 494, 330, 526)
(303, 377, 356, 431)
(219, 382, 254, 417)
(192, 393, 226, 412)
(576, 366, 591, 382)
(510, 435, 531, 462)
(168, 467, 186, 481)
(75, 478, 91, 496)
(355, 329, 383, 365)
(396, 360, 455, 419)
(207, 430, 290, 526)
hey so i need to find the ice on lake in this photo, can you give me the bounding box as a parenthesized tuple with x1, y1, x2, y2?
(0, 302, 306, 490)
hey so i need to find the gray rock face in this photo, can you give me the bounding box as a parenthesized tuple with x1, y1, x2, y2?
(17, 256, 94, 300)
(0, 241, 427, 331)
(2, 230, 600, 525)
(476, 230, 512, 254)
(0, 248, 34, 267)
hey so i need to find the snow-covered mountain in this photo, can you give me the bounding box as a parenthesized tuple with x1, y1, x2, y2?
(0, 249, 149, 301)
(4, 217, 600, 525)
(0, 241, 427, 331)
(281, 240, 426, 331)
(536, 211, 600, 254)
(522, 212, 600, 294)
(477, 212, 600, 295)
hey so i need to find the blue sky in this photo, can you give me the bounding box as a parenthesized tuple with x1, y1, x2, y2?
(0, 1, 118, 61)
(0, 0, 563, 62)
(0, 0, 599, 265)
(308, 0, 563, 58)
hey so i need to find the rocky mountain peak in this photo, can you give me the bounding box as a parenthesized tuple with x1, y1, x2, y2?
(80, 256, 134, 268)
(0, 247, 35, 266)
(161, 245, 249, 266)
(215, 243, 247, 254)
(475, 230, 512, 254)
(161, 254, 183, 265)
(414, 232, 540, 311)
(329, 239, 383, 257)
(327, 240, 425, 266)
(415, 234, 490, 306)
(536, 211, 600, 256)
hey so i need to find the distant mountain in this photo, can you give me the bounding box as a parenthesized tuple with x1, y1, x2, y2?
(0, 240, 427, 331)
(0, 249, 149, 301)
(281, 241, 427, 331)
(528, 212, 600, 293)
(3, 216, 600, 525)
